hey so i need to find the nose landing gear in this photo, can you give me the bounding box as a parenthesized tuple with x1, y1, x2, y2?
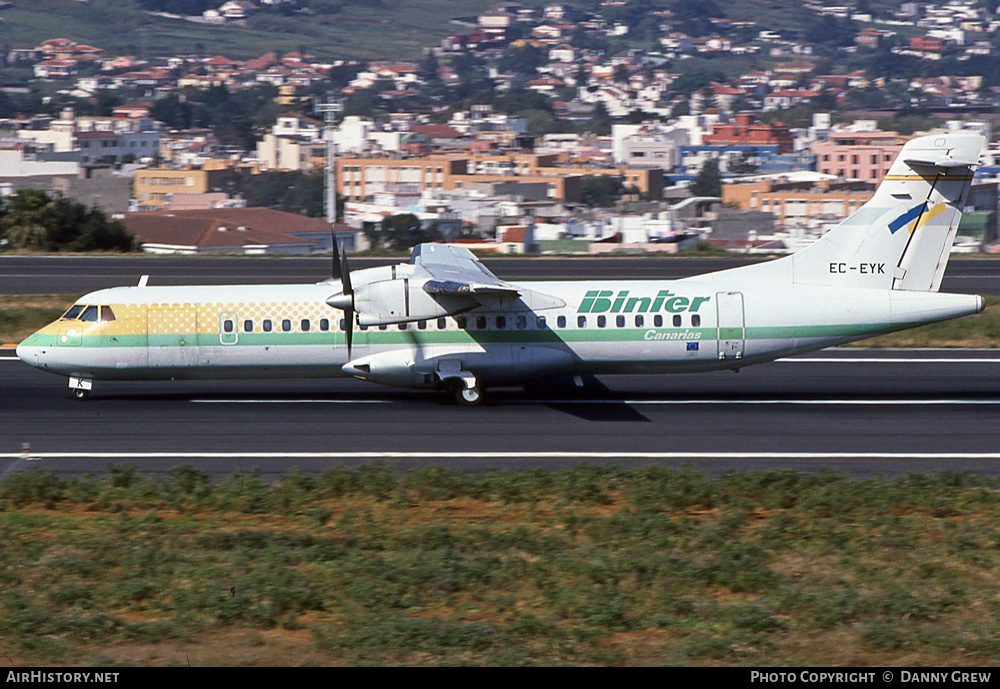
(69, 377, 93, 401)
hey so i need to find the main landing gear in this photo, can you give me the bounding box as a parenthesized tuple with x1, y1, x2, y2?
(443, 374, 483, 406)
(456, 384, 482, 406)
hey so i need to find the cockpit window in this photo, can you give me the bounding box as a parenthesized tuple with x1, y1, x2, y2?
(61, 304, 117, 322)
(62, 305, 85, 320)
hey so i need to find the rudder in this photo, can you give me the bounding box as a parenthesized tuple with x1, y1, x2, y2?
(788, 133, 982, 292)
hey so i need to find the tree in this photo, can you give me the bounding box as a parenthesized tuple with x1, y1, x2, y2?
(690, 159, 722, 198)
(150, 94, 193, 130)
(248, 171, 326, 218)
(366, 213, 441, 251)
(579, 176, 625, 207)
(0, 189, 132, 252)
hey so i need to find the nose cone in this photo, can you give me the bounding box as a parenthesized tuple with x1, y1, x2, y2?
(15, 336, 36, 366)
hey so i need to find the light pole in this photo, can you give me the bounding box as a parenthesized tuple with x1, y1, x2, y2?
(314, 100, 343, 230)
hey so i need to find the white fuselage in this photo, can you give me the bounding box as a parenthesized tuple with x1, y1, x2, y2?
(15, 278, 983, 389)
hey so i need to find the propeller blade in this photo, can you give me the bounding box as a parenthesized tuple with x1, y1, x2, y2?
(332, 236, 342, 281)
(339, 243, 352, 296)
(345, 307, 354, 358)
(332, 239, 354, 358)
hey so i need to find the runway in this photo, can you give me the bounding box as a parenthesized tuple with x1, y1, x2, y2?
(2, 349, 999, 479)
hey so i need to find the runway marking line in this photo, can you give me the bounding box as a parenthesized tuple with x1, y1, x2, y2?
(5, 451, 1000, 461)
(778, 357, 1000, 363)
(189, 398, 1000, 406)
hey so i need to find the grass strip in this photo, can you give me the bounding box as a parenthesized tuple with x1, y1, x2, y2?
(2, 465, 1000, 665)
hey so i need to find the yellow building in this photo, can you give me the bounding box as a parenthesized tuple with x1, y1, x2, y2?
(133, 162, 252, 211)
(722, 177, 874, 225)
(336, 152, 660, 204)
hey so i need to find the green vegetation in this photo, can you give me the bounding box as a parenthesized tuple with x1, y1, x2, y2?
(0, 190, 133, 253)
(0, 0, 553, 61)
(365, 213, 442, 251)
(3, 464, 1000, 665)
(0, 294, 77, 344)
(248, 170, 328, 218)
(579, 176, 626, 208)
(690, 159, 722, 198)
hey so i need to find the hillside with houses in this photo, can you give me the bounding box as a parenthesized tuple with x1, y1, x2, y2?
(2, 1, 1000, 254)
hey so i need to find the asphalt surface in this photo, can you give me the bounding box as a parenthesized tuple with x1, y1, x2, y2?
(3, 349, 1000, 479)
(1, 255, 998, 295)
(3, 254, 999, 479)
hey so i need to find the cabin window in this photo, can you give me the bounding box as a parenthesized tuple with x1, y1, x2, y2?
(692, 315, 701, 327)
(577, 315, 587, 328)
(100, 306, 116, 322)
(79, 305, 99, 322)
(537, 316, 546, 329)
(223, 319, 234, 333)
(597, 315, 606, 328)
(457, 316, 467, 329)
(301, 319, 310, 332)
(516, 315, 526, 329)
(281, 319, 292, 332)
(653, 315, 662, 327)
(359, 323, 368, 331)
(62, 305, 85, 320)
(341, 319, 348, 331)
(319, 318, 330, 332)
(673, 315, 682, 327)
(263, 319, 272, 332)
(557, 315, 566, 328)
(635, 315, 644, 328)
(476, 316, 487, 330)
(437, 318, 447, 330)
(616, 315, 625, 328)
(379, 324, 388, 331)
(418, 320, 427, 330)
(399, 322, 408, 331)
(496, 316, 506, 329)
(243, 319, 253, 333)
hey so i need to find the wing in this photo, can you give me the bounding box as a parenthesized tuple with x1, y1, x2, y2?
(333, 243, 564, 326)
(411, 244, 521, 298)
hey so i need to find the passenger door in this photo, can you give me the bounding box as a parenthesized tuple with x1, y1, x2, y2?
(716, 291, 745, 360)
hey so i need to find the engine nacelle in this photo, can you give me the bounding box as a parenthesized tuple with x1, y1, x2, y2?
(342, 349, 434, 388)
(353, 277, 462, 326)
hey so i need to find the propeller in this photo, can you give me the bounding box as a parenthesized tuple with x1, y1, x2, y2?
(328, 240, 355, 358)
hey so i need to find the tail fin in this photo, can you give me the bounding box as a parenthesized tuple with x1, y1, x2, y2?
(728, 133, 983, 292)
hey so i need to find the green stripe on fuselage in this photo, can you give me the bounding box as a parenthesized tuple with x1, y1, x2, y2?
(24, 321, 898, 349)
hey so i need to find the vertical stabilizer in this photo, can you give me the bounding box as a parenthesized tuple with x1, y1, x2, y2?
(789, 133, 982, 291)
(711, 134, 983, 291)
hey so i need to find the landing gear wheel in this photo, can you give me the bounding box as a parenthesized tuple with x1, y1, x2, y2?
(73, 388, 90, 401)
(455, 384, 482, 406)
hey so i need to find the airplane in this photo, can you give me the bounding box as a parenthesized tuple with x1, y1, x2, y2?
(16, 132, 986, 405)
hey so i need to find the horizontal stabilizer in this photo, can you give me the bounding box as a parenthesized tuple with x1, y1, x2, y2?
(902, 135, 981, 170)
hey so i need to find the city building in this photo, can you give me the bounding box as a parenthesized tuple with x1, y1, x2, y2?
(812, 131, 905, 183)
